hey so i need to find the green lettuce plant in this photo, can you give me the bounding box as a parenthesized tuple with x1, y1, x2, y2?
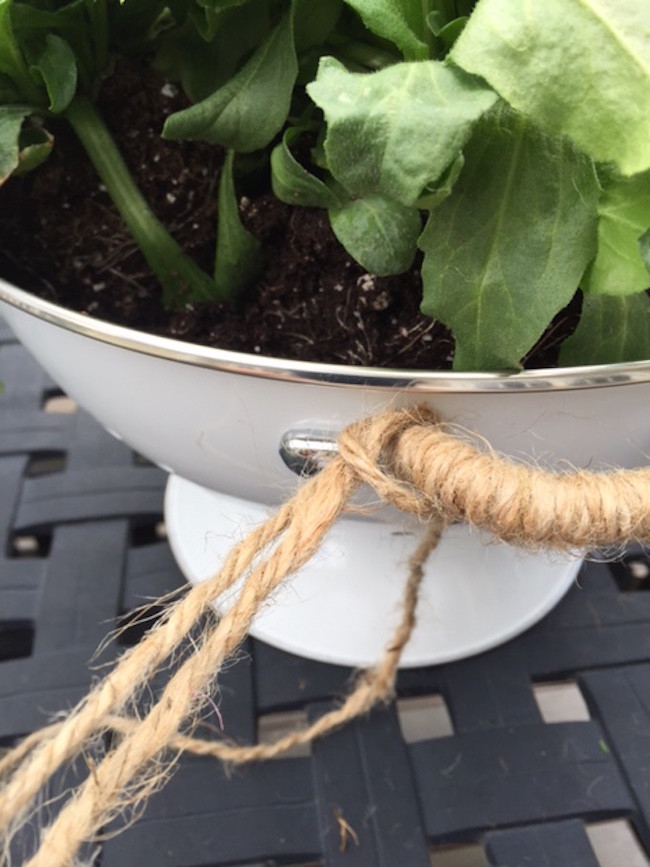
(0, 0, 649, 370)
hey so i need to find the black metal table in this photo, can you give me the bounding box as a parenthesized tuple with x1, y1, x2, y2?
(2, 316, 650, 866)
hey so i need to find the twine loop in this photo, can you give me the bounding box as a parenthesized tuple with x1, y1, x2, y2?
(1, 406, 649, 866)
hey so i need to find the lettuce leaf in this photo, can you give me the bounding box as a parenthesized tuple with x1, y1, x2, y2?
(419, 108, 600, 370)
(452, 0, 650, 176)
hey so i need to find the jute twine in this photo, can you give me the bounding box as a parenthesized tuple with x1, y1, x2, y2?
(2, 405, 650, 866)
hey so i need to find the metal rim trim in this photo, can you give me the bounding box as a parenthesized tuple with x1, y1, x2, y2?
(2, 277, 650, 393)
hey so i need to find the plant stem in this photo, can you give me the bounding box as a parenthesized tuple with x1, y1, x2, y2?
(64, 94, 218, 306)
(87, 0, 109, 75)
(419, 0, 435, 54)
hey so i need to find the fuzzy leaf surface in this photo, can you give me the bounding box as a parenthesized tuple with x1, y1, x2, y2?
(419, 109, 599, 371)
(340, 0, 429, 60)
(559, 293, 650, 365)
(451, 0, 650, 175)
(307, 57, 497, 205)
(415, 151, 464, 209)
(329, 195, 421, 275)
(583, 169, 650, 295)
(163, 12, 297, 151)
(640, 228, 650, 271)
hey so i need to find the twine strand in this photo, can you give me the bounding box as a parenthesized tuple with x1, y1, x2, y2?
(0, 456, 356, 850)
(0, 491, 292, 836)
(4, 515, 443, 773)
(1, 406, 649, 865)
(22, 457, 359, 867)
(387, 421, 650, 547)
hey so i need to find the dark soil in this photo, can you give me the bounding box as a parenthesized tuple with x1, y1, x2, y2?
(0, 60, 577, 370)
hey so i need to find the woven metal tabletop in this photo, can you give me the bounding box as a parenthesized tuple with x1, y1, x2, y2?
(2, 317, 650, 867)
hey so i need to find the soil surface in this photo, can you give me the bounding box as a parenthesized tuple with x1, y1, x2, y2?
(0, 60, 578, 370)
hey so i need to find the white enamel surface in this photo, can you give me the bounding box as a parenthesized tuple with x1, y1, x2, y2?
(2, 287, 649, 665)
(166, 479, 581, 667)
(1, 297, 650, 505)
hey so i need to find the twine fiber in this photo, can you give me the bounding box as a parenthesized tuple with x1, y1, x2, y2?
(2, 405, 650, 866)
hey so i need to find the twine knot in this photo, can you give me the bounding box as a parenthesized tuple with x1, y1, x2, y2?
(338, 406, 439, 518)
(1, 406, 650, 865)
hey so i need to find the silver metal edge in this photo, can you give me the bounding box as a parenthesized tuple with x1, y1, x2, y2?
(2, 276, 650, 393)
